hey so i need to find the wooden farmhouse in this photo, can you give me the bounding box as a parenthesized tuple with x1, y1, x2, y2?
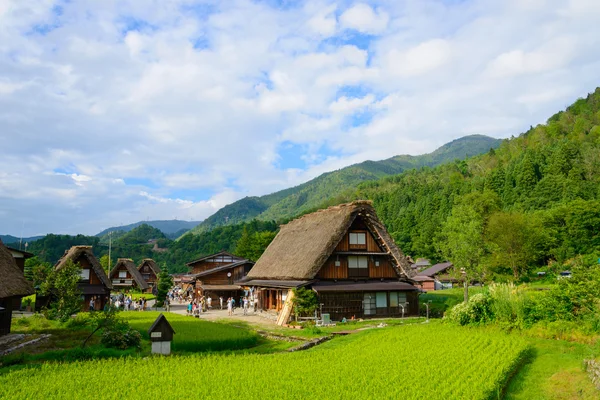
(415, 262, 456, 291)
(138, 259, 161, 292)
(185, 251, 254, 303)
(0, 240, 35, 336)
(243, 201, 418, 324)
(55, 246, 113, 311)
(109, 258, 149, 292)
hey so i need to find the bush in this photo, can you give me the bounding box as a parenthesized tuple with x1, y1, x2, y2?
(445, 293, 493, 326)
(101, 324, 142, 350)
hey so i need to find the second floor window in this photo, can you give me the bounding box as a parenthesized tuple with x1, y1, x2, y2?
(349, 232, 366, 247)
(119, 271, 127, 278)
(348, 256, 369, 277)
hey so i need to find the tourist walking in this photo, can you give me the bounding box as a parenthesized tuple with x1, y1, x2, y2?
(243, 297, 248, 315)
(89, 297, 95, 311)
(219, 296, 223, 310)
(227, 297, 233, 316)
(207, 296, 212, 310)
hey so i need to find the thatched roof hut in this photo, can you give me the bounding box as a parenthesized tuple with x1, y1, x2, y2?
(0, 239, 34, 299)
(247, 200, 413, 281)
(55, 246, 112, 290)
(110, 258, 149, 290)
(138, 258, 161, 275)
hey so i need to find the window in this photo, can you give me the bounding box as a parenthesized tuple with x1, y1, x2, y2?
(349, 232, 366, 246)
(79, 269, 90, 281)
(363, 293, 376, 315)
(389, 292, 407, 308)
(376, 292, 387, 308)
(118, 271, 127, 278)
(348, 256, 368, 277)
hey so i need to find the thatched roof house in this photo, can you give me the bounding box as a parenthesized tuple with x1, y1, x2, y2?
(247, 200, 414, 281)
(55, 246, 112, 311)
(244, 201, 418, 324)
(110, 258, 149, 291)
(138, 259, 161, 292)
(0, 239, 34, 336)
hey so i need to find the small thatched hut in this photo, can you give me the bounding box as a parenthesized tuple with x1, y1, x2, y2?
(243, 201, 418, 324)
(109, 258, 149, 291)
(138, 259, 161, 293)
(55, 246, 112, 311)
(0, 239, 34, 336)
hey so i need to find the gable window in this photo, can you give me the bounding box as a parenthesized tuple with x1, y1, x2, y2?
(118, 271, 127, 278)
(348, 256, 369, 278)
(349, 232, 366, 246)
(79, 269, 90, 281)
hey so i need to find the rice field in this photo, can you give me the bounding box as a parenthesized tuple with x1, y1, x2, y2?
(123, 311, 259, 352)
(0, 324, 528, 400)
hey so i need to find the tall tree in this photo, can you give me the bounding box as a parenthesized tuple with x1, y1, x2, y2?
(486, 212, 547, 280)
(438, 203, 486, 300)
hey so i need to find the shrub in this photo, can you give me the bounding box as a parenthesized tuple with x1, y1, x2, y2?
(445, 293, 493, 326)
(101, 320, 142, 350)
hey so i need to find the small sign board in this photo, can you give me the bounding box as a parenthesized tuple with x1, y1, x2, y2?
(151, 332, 162, 338)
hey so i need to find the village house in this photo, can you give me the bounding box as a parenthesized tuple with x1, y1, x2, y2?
(243, 201, 418, 325)
(109, 258, 149, 292)
(55, 246, 112, 311)
(0, 240, 34, 336)
(138, 259, 161, 292)
(415, 262, 457, 290)
(185, 251, 254, 304)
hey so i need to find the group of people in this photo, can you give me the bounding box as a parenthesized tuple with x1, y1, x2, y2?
(186, 295, 213, 317)
(110, 293, 149, 311)
(184, 294, 259, 317)
(225, 296, 258, 316)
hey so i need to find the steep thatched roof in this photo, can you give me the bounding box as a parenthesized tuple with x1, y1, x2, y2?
(110, 258, 149, 290)
(247, 201, 414, 281)
(138, 259, 161, 275)
(0, 239, 34, 298)
(55, 246, 113, 290)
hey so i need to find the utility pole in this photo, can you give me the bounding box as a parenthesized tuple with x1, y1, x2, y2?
(461, 268, 468, 303)
(108, 231, 112, 273)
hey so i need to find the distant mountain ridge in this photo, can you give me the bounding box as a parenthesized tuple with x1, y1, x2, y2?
(96, 220, 202, 237)
(0, 235, 44, 246)
(188, 134, 501, 235)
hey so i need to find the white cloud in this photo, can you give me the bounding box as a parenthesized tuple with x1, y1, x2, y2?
(1, 0, 599, 236)
(340, 3, 389, 34)
(385, 39, 452, 77)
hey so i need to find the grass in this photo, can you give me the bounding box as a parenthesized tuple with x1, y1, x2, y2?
(123, 312, 259, 352)
(505, 337, 599, 399)
(0, 323, 529, 399)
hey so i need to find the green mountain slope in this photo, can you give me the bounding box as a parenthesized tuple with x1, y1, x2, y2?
(325, 88, 600, 269)
(0, 235, 44, 245)
(189, 134, 501, 235)
(96, 220, 201, 238)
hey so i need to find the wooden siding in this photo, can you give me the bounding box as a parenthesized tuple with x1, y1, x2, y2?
(317, 255, 397, 279)
(190, 261, 232, 274)
(334, 216, 384, 253)
(319, 290, 419, 321)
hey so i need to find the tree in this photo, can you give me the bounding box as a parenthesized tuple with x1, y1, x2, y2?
(438, 203, 486, 301)
(292, 287, 319, 319)
(486, 212, 547, 280)
(156, 268, 173, 307)
(99, 254, 111, 275)
(44, 260, 83, 322)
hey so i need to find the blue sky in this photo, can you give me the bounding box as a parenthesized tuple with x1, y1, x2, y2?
(1, 0, 599, 236)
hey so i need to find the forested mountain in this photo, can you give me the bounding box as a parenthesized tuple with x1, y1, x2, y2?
(188, 135, 501, 235)
(24, 220, 278, 274)
(0, 235, 44, 246)
(96, 219, 201, 238)
(316, 88, 600, 279)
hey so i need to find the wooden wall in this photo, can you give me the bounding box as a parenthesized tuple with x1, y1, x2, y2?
(334, 218, 384, 253)
(316, 255, 397, 279)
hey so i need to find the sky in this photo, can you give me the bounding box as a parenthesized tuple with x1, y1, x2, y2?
(1, 0, 599, 237)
